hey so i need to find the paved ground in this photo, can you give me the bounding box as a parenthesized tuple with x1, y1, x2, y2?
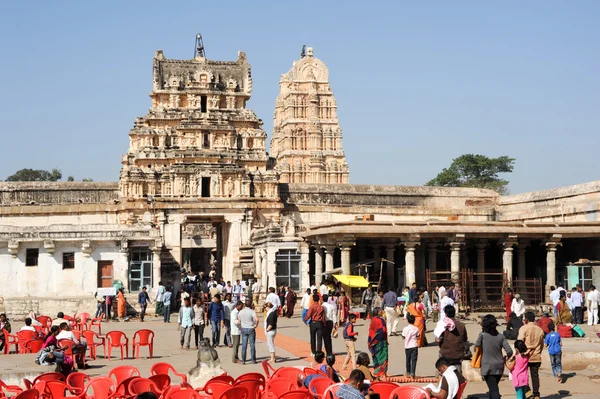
(2, 310, 600, 399)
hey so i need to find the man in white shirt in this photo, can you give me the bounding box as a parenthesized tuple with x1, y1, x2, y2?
(440, 294, 455, 320)
(222, 294, 233, 347)
(549, 286, 563, 317)
(321, 294, 335, 356)
(319, 282, 329, 296)
(51, 312, 68, 327)
(230, 301, 243, 363)
(265, 287, 281, 309)
(56, 322, 87, 366)
(588, 285, 600, 326)
(19, 318, 37, 333)
(300, 288, 312, 325)
(232, 280, 243, 303)
(251, 280, 261, 306)
(571, 287, 583, 324)
(511, 294, 526, 318)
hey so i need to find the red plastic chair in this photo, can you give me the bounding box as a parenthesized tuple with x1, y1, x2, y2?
(204, 381, 232, 399)
(44, 381, 78, 399)
(233, 380, 263, 399)
(13, 390, 39, 399)
(0, 380, 23, 397)
(108, 366, 141, 385)
(303, 368, 317, 376)
(370, 382, 399, 398)
(33, 373, 66, 385)
(271, 368, 305, 387)
(151, 362, 188, 384)
(128, 378, 161, 397)
(23, 339, 44, 353)
(82, 330, 106, 360)
(261, 360, 277, 378)
(163, 385, 202, 399)
(72, 330, 82, 341)
(206, 376, 234, 385)
(2, 329, 19, 354)
(132, 329, 154, 359)
(264, 379, 297, 399)
(17, 331, 38, 353)
(217, 387, 248, 399)
(88, 318, 103, 335)
(113, 377, 140, 399)
(390, 385, 430, 399)
(455, 381, 467, 399)
(76, 313, 91, 331)
(277, 392, 314, 399)
(57, 339, 86, 366)
(66, 373, 90, 396)
(36, 316, 52, 332)
(308, 378, 334, 399)
(321, 383, 343, 399)
(106, 331, 129, 360)
(148, 375, 171, 393)
(77, 377, 116, 399)
(234, 373, 265, 385)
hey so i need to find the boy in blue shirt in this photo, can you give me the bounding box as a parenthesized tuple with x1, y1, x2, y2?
(544, 323, 563, 383)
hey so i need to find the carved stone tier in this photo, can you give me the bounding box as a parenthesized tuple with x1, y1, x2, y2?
(271, 47, 349, 184)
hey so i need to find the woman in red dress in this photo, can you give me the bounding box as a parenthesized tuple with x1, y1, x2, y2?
(338, 291, 350, 325)
(504, 288, 513, 321)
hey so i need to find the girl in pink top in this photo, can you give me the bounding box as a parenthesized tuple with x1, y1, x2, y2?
(506, 340, 530, 399)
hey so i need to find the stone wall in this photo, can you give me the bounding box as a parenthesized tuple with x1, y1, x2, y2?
(281, 183, 498, 209)
(497, 180, 600, 222)
(0, 182, 119, 206)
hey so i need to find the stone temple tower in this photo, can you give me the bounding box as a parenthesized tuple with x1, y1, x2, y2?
(270, 47, 349, 184)
(119, 48, 278, 200)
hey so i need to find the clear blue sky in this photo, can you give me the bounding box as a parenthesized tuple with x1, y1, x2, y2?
(1, 2, 598, 194)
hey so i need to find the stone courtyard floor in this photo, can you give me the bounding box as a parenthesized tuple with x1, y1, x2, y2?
(2, 311, 600, 398)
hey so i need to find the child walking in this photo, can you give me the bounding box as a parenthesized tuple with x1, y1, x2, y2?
(506, 340, 530, 399)
(401, 313, 420, 378)
(341, 314, 358, 370)
(544, 322, 563, 382)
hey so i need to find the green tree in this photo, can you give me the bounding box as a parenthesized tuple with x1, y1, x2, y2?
(82, 178, 93, 182)
(426, 154, 515, 194)
(67, 176, 75, 182)
(6, 168, 62, 182)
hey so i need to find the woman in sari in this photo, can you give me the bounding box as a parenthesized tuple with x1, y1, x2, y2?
(555, 292, 572, 325)
(285, 288, 297, 318)
(367, 307, 388, 378)
(117, 288, 126, 320)
(338, 291, 350, 325)
(406, 293, 428, 347)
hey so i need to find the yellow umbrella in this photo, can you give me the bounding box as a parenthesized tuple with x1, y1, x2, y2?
(333, 274, 370, 288)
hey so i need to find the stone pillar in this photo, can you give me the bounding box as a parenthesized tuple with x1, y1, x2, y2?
(450, 242, 461, 284)
(517, 243, 528, 280)
(546, 242, 559, 301)
(386, 245, 396, 288)
(324, 245, 335, 274)
(315, 247, 324, 286)
(118, 249, 129, 291)
(404, 242, 418, 287)
(502, 242, 515, 285)
(341, 245, 352, 276)
(475, 241, 487, 291)
(267, 247, 277, 290)
(428, 243, 437, 273)
(260, 249, 267, 294)
(373, 246, 381, 279)
(152, 247, 161, 289)
(300, 244, 310, 291)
